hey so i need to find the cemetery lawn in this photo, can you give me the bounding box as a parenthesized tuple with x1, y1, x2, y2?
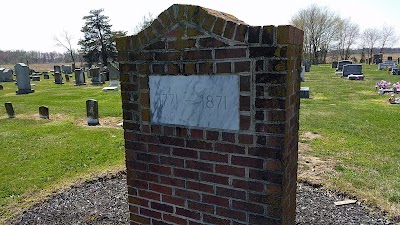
(0, 76, 124, 222)
(300, 64, 400, 219)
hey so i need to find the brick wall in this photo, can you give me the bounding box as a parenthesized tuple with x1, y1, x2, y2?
(117, 4, 303, 225)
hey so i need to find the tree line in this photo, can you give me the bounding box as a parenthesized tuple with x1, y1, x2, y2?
(291, 4, 398, 64)
(0, 50, 80, 65)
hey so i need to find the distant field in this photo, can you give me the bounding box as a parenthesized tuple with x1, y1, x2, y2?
(1, 63, 77, 72)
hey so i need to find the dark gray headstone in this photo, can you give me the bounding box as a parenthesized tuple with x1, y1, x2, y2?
(1, 69, 14, 82)
(331, 61, 338, 69)
(342, 64, 363, 77)
(32, 76, 40, 81)
(43, 71, 50, 79)
(5, 102, 15, 118)
(86, 99, 99, 126)
(0, 84, 3, 90)
(90, 67, 102, 85)
(336, 60, 352, 71)
(74, 68, 86, 86)
(300, 87, 309, 98)
(54, 65, 61, 73)
(39, 106, 49, 119)
(54, 72, 64, 84)
(304, 60, 311, 72)
(388, 56, 393, 61)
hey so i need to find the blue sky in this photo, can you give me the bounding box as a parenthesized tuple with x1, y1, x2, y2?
(1, 0, 399, 52)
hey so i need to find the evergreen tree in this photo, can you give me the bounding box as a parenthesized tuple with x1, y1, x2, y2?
(79, 9, 116, 66)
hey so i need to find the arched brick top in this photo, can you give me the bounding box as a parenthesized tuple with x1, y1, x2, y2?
(116, 4, 303, 53)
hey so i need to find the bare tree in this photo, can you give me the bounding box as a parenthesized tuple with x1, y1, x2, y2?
(378, 25, 398, 53)
(336, 19, 360, 60)
(362, 28, 380, 64)
(290, 4, 341, 64)
(133, 13, 154, 34)
(54, 30, 76, 65)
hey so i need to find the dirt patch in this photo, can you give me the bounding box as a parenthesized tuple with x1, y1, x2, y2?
(298, 132, 339, 185)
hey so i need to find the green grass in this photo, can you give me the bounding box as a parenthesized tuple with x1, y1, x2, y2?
(300, 64, 400, 217)
(0, 75, 125, 222)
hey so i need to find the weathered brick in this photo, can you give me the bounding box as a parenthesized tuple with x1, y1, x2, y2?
(248, 26, 261, 43)
(212, 17, 225, 35)
(176, 207, 201, 220)
(215, 164, 245, 177)
(186, 160, 213, 172)
(200, 152, 228, 163)
(216, 62, 231, 73)
(199, 37, 227, 48)
(140, 207, 162, 219)
(174, 168, 200, 180)
(215, 48, 246, 59)
(200, 172, 229, 185)
(187, 181, 214, 193)
(223, 21, 236, 39)
(216, 206, 247, 221)
(234, 24, 248, 42)
(198, 62, 213, 74)
(235, 61, 251, 73)
(203, 194, 229, 208)
(151, 202, 174, 213)
(262, 26, 275, 44)
(184, 50, 212, 60)
(232, 179, 264, 192)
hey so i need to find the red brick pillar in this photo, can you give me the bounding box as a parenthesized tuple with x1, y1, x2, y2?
(117, 4, 303, 225)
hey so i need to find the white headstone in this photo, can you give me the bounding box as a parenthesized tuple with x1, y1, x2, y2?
(14, 63, 34, 94)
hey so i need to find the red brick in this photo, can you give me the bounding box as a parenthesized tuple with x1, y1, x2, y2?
(149, 183, 172, 195)
(140, 207, 162, 219)
(249, 169, 283, 184)
(200, 152, 228, 163)
(148, 144, 170, 155)
(154, 51, 181, 61)
(148, 164, 171, 177)
(238, 134, 253, 145)
(130, 213, 151, 224)
(234, 24, 248, 42)
(235, 61, 250, 73)
(215, 164, 245, 177)
(240, 115, 251, 130)
(172, 147, 198, 159)
(223, 21, 236, 39)
(214, 143, 245, 154)
(203, 214, 231, 225)
(198, 62, 213, 74)
(151, 202, 174, 213)
(199, 37, 227, 48)
(160, 156, 184, 167)
(162, 195, 185, 206)
(151, 125, 161, 134)
(231, 155, 263, 168)
(240, 75, 250, 92)
(128, 196, 149, 207)
(160, 176, 185, 187)
(249, 193, 283, 207)
(186, 140, 213, 150)
(188, 200, 214, 214)
(126, 161, 147, 172)
(215, 48, 246, 59)
(136, 153, 159, 164)
(239, 96, 250, 111)
(190, 129, 204, 139)
(174, 168, 200, 180)
(138, 190, 160, 201)
(203, 194, 229, 208)
(206, 131, 219, 141)
(176, 127, 189, 138)
(222, 132, 236, 143)
(163, 214, 187, 224)
(249, 47, 276, 58)
(176, 207, 201, 220)
(232, 200, 264, 214)
(248, 147, 283, 160)
(216, 206, 247, 221)
(164, 126, 174, 136)
(232, 179, 264, 192)
(183, 63, 196, 75)
(248, 26, 261, 43)
(127, 179, 148, 189)
(216, 62, 231, 73)
(159, 136, 185, 146)
(186, 160, 213, 172)
(216, 186, 246, 200)
(249, 214, 279, 225)
(184, 50, 212, 60)
(256, 136, 267, 146)
(200, 173, 229, 185)
(187, 181, 214, 193)
(167, 64, 180, 74)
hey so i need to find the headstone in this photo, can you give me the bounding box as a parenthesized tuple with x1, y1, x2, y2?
(117, 4, 303, 224)
(64, 74, 70, 82)
(54, 65, 61, 73)
(14, 63, 34, 94)
(300, 65, 305, 82)
(72, 63, 76, 72)
(43, 71, 49, 79)
(388, 56, 393, 61)
(74, 68, 86, 85)
(87, 69, 92, 78)
(300, 87, 310, 98)
(373, 54, 383, 64)
(348, 74, 364, 80)
(54, 72, 64, 84)
(90, 67, 102, 85)
(336, 60, 352, 71)
(342, 64, 363, 77)
(5, 102, 15, 118)
(378, 60, 397, 70)
(331, 61, 338, 69)
(0, 84, 3, 90)
(304, 60, 311, 72)
(86, 99, 99, 126)
(1, 69, 14, 82)
(61, 65, 72, 74)
(39, 106, 49, 119)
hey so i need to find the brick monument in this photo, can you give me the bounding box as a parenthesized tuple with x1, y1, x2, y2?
(117, 4, 303, 225)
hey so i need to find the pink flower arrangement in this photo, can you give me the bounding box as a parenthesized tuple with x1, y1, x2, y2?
(393, 82, 400, 90)
(376, 80, 391, 89)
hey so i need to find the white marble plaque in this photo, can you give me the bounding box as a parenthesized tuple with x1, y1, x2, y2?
(149, 75, 239, 130)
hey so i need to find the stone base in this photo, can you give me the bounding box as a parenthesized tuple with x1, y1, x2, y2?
(74, 83, 87, 86)
(102, 86, 118, 92)
(300, 87, 309, 98)
(347, 75, 364, 80)
(16, 89, 35, 95)
(90, 82, 103, 86)
(54, 82, 64, 84)
(32, 76, 41, 81)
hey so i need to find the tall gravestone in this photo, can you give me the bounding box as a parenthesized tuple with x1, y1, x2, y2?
(117, 4, 303, 225)
(54, 65, 61, 73)
(74, 68, 86, 85)
(90, 67, 102, 85)
(86, 99, 99, 126)
(14, 63, 34, 94)
(5, 102, 15, 118)
(54, 72, 64, 84)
